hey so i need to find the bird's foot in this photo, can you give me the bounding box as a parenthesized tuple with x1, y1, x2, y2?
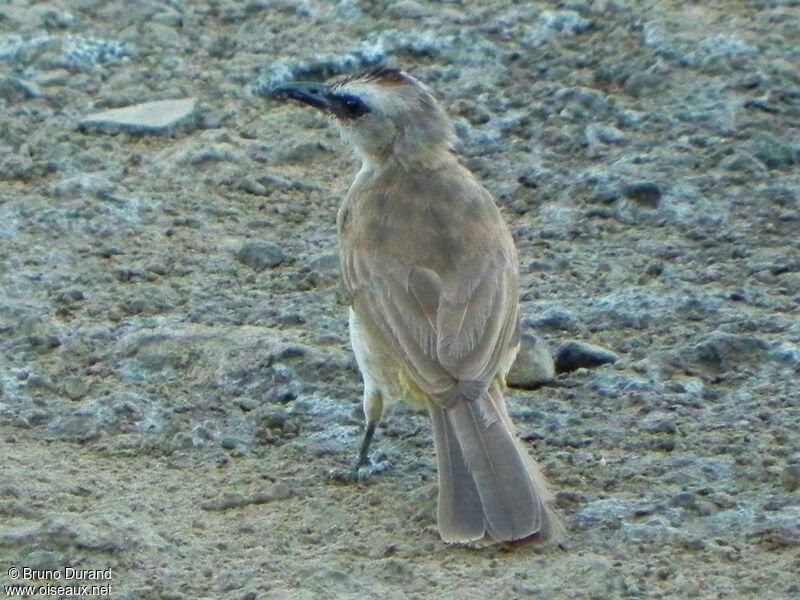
(328, 450, 391, 485)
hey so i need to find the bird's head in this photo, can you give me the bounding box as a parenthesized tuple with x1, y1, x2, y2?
(271, 67, 455, 165)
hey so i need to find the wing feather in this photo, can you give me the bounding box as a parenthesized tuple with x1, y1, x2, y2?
(339, 166, 519, 408)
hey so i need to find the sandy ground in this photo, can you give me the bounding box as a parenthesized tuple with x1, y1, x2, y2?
(1, 0, 799, 598)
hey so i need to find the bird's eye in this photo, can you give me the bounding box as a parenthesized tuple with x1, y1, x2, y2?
(335, 94, 370, 119)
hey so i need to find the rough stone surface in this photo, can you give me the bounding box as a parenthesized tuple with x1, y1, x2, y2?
(1, 1, 798, 598)
(79, 98, 198, 134)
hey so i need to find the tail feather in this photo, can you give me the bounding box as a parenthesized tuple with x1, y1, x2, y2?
(430, 384, 561, 543)
(430, 407, 484, 542)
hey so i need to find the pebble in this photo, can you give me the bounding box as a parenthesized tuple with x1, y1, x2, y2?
(506, 332, 555, 388)
(303, 252, 340, 288)
(780, 465, 800, 492)
(61, 376, 88, 401)
(586, 124, 629, 146)
(523, 308, 579, 332)
(622, 181, 663, 207)
(79, 98, 199, 135)
(718, 152, 768, 174)
(200, 483, 293, 511)
(670, 491, 698, 511)
(684, 331, 769, 372)
(555, 340, 619, 373)
(0, 1, 798, 595)
(0, 76, 41, 101)
(235, 241, 287, 271)
(385, 1, 428, 19)
(641, 413, 677, 435)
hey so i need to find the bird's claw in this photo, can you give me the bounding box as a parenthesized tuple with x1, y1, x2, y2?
(328, 451, 391, 485)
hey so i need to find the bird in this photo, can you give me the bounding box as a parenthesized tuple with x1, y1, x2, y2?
(271, 67, 561, 544)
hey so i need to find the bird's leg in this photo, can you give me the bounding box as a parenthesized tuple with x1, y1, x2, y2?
(329, 388, 390, 483)
(351, 389, 390, 483)
(356, 420, 377, 468)
(352, 419, 377, 477)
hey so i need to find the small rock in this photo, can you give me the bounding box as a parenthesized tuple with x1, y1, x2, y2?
(523, 308, 578, 332)
(555, 340, 619, 373)
(62, 376, 88, 401)
(122, 285, 177, 316)
(770, 343, 800, 367)
(256, 405, 287, 430)
(79, 98, 199, 135)
(201, 483, 293, 511)
(304, 252, 340, 288)
(47, 415, 100, 442)
(0, 76, 41, 101)
(385, 0, 428, 19)
(235, 241, 287, 271)
(506, 333, 555, 388)
(718, 152, 768, 174)
(23, 549, 62, 571)
(641, 413, 677, 434)
(585, 124, 628, 146)
(622, 182, 662, 207)
(670, 491, 698, 511)
(684, 331, 769, 373)
(781, 465, 800, 492)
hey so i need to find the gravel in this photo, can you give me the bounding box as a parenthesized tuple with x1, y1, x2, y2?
(0, 0, 798, 598)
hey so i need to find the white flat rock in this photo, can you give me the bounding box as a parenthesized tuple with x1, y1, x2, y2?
(80, 98, 198, 134)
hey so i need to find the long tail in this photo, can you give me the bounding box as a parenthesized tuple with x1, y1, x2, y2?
(429, 382, 562, 544)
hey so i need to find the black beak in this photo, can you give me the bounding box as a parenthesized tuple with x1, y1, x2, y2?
(270, 82, 335, 113)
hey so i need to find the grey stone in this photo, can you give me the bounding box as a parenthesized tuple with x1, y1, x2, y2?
(79, 98, 198, 135)
(23, 549, 62, 571)
(121, 285, 177, 316)
(670, 491, 698, 511)
(304, 252, 341, 288)
(235, 241, 287, 271)
(641, 413, 677, 434)
(46, 415, 100, 442)
(506, 333, 555, 388)
(781, 465, 800, 492)
(523, 309, 579, 332)
(0, 76, 41, 101)
(682, 331, 769, 372)
(585, 124, 629, 146)
(770, 343, 800, 367)
(385, 1, 428, 19)
(555, 340, 619, 373)
(622, 181, 662, 207)
(200, 483, 293, 511)
(718, 152, 768, 174)
(62, 376, 89, 401)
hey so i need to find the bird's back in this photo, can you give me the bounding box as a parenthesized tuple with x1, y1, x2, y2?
(338, 157, 517, 297)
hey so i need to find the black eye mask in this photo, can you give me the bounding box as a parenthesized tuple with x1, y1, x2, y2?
(329, 93, 371, 120)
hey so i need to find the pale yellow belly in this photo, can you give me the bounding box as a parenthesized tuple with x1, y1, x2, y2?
(348, 307, 430, 409)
